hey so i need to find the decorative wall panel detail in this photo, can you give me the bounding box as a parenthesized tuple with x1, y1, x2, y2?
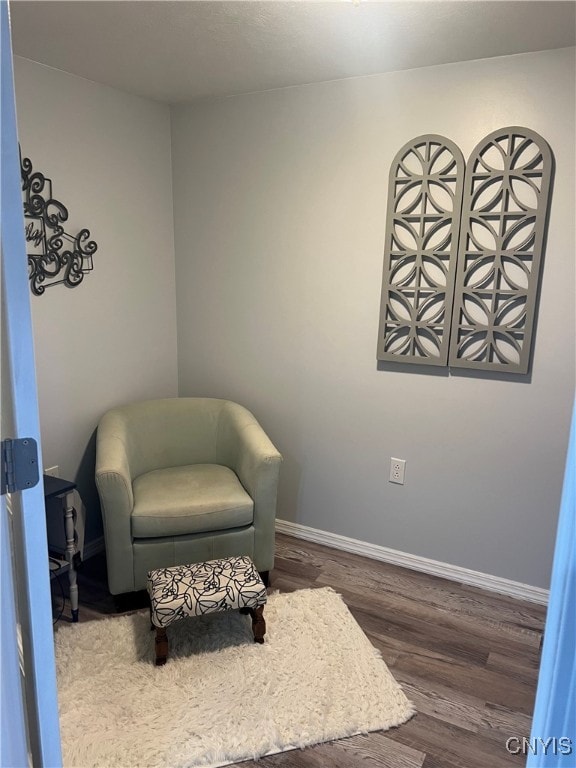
(20, 150, 97, 296)
(377, 135, 465, 366)
(448, 127, 553, 373)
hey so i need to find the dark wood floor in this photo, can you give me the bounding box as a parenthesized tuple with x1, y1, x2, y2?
(53, 533, 547, 768)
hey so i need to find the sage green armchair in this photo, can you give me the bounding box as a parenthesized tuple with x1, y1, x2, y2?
(95, 398, 282, 595)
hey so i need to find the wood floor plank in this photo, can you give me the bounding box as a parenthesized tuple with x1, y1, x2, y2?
(315, 561, 543, 648)
(393, 648, 538, 716)
(387, 712, 526, 768)
(273, 553, 323, 583)
(241, 732, 425, 768)
(347, 602, 490, 667)
(317, 572, 544, 657)
(486, 651, 541, 686)
(390, 673, 486, 734)
(478, 701, 534, 766)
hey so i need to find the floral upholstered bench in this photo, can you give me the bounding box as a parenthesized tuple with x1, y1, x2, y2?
(147, 555, 268, 665)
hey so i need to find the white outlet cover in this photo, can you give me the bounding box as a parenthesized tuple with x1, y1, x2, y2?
(389, 458, 406, 485)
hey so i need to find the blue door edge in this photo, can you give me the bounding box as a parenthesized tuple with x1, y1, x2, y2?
(527, 397, 576, 766)
(1, 1, 63, 765)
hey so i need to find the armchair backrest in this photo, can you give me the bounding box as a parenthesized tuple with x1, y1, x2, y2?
(98, 398, 234, 480)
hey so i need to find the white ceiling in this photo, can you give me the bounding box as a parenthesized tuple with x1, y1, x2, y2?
(9, 0, 576, 105)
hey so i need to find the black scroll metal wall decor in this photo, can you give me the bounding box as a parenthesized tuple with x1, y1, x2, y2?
(20, 150, 97, 296)
(377, 127, 554, 375)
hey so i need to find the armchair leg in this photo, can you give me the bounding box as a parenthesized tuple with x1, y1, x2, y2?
(259, 570, 270, 588)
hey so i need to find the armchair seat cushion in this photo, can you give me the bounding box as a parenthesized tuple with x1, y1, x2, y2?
(131, 464, 254, 538)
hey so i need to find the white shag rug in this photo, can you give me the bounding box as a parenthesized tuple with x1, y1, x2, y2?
(55, 587, 415, 768)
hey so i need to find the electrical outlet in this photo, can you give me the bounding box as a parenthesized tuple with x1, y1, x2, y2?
(44, 465, 59, 478)
(389, 458, 406, 485)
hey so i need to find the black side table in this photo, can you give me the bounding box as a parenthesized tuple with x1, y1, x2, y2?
(43, 474, 80, 622)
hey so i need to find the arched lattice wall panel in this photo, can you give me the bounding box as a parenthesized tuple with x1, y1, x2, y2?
(448, 127, 554, 373)
(377, 135, 465, 366)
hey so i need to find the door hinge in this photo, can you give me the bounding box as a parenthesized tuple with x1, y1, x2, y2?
(1, 438, 40, 495)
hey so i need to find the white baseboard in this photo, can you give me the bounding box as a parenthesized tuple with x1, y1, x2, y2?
(275, 519, 549, 605)
(82, 536, 105, 561)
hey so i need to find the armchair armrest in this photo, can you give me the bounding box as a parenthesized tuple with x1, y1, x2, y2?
(95, 422, 136, 594)
(218, 402, 282, 572)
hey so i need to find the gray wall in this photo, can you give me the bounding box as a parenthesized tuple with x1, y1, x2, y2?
(14, 57, 179, 543)
(171, 47, 576, 590)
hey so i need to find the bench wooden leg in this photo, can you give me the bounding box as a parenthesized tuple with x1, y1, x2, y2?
(249, 605, 266, 644)
(155, 626, 168, 666)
